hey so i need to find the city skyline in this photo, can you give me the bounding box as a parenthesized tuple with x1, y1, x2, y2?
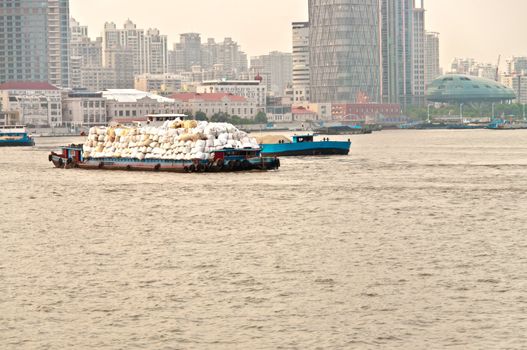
(70, 0, 527, 70)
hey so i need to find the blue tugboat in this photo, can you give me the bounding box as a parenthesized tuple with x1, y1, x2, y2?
(260, 134, 351, 157)
(0, 125, 35, 146)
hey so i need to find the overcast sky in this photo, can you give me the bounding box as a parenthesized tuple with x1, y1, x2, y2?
(70, 0, 527, 70)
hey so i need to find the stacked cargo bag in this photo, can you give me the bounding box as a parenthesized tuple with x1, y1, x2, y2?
(82, 119, 260, 161)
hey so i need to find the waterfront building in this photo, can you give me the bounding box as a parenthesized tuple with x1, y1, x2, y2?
(0, 111, 19, 125)
(292, 106, 318, 122)
(292, 22, 310, 105)
(0, 0, 70, 88)
(267, 112, 293, 123)
(197, 80, 266, 111)
(308, 0, 381, 104)
(331, 103, 402, 120)
(250, 51, 292, 97)
(306, 103, 332, 120)
(62, 91, 107, 127)
(134, 74, 183, 95)
(425, 32, 441, 85)
(103, 89, 177, 120)
(170, 92, 257, 119)
(0, 81, 62, 126)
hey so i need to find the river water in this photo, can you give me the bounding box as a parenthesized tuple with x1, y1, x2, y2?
(1, 130, 526, 349)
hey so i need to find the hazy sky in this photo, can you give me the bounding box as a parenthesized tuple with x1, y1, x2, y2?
(70, 0, 527, 70)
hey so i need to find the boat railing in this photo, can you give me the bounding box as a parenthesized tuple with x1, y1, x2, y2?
(0, 125, 28, 130)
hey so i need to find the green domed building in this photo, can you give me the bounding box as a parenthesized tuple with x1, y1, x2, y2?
(426, 74, 516, 103)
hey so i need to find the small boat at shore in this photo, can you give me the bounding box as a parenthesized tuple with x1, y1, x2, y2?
(314, 125, 373, 135)
(260, 134, 351, 157)
(0, 125, 35, 146)
(49, 145, 280, 173)
(487, 119, 527, 130)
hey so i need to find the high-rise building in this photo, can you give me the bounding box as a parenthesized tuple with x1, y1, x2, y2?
(308, 0, 381, 104)
(174, 33, 202, 72)
(70, 17, 103, 89)
(381, 0, 415, 104)
(449, 58, 497, 81)
(425, 31, 440, 85)
(0, 0, 70, 87)
(169, 35, 248, 81)
(412, 0, 426, 103)
(501, 73, 527, 105)
(102, 20, 167, 88)
(450, 58, 475, 75)
(145, 28, 168, 74)
(507, 57, 527, 75)
(292, 22, 310, 105)
(250, 51, 292, 97)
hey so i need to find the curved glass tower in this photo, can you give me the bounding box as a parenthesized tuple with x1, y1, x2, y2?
(308, 0, 381, 103)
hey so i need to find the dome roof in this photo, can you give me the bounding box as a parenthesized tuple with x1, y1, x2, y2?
(426, 74, 516, 103)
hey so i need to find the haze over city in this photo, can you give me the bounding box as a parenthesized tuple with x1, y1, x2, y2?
(2, 1, 527, 349)
(71, 0, 527, 69)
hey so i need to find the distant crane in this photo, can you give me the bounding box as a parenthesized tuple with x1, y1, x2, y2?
(495, 55, 501, 81)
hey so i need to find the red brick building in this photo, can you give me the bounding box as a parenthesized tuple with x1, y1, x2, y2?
(332, 103, 401, 121)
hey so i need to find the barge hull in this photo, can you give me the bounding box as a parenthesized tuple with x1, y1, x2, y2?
(50, 154, 278, 173)
(0, 140, 35, 147)
(262, 148, 349, 157)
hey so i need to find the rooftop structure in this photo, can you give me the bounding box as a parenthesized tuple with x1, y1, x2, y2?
(170, 92, 246, 102)
(0, 82, 59, 91)
(102, 89, 175, 103)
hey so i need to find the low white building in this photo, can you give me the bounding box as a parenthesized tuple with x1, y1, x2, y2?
(0, 82, 62, 127)
(103, 89, 177, 121)
(197, 79, 266, 111)
(267, 112, 293, 123)
(170, 92, 257, 119)
(62, 91, 107, 127)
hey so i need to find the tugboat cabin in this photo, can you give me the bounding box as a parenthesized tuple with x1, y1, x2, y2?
(292, 135, 314, 143)
(62, 144, 84, 162)
(213, 147, 261, 161)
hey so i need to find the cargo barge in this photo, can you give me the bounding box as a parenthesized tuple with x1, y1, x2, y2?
(49, 145, 280, 173)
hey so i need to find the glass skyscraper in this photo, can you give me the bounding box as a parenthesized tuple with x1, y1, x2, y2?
(308, 0, 381, 104)
(381, 0, 414, 104)
(0, 0, 70, 87)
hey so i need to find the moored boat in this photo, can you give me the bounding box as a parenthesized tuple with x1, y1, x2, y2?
(0, 125, 35, 146)
(487, 119, 527, 130)
(314, 125, 373, 135)
(260, 134, 351, 157)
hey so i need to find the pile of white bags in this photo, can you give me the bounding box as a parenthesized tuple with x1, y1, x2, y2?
(82, 119, 260, 161)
